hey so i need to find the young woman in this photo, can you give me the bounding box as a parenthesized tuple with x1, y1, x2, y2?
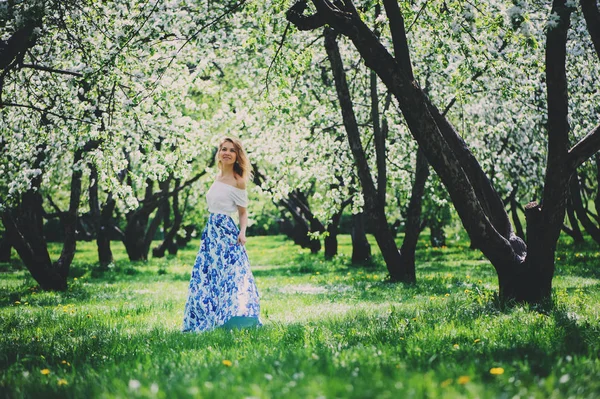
(182, 137, 261, 332)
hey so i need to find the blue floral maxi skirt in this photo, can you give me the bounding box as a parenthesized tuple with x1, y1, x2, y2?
(182, 213, 261, 332)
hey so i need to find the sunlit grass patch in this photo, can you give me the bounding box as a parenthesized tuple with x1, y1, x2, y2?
(1, 234, 599, 398)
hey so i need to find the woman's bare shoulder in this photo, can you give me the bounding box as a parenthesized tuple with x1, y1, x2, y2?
(234, 176, 246, 190)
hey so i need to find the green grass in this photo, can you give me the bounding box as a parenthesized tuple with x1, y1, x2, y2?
(1, 233, 599, 398)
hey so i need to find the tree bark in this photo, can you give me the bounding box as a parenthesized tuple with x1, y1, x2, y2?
(324, 211, 342, 259)
(324, 27, 410, 281)
(123, 171, 205, 261)
(399, 148, 429, 276)
(89, 165, 114, 267)
(0, 232, 11, 262)
(564, 184, 585, 243)
(253, 167, 323, 253)
(2, 141, 98, 290)
(153, 179, 184, 257)
(351, 212, 371, 264)
(286, 0, 596, 303)
(570, 172, 600, 244)
(595, 153, 600, 224)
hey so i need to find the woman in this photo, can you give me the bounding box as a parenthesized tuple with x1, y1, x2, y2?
(182, 137, 261, 332)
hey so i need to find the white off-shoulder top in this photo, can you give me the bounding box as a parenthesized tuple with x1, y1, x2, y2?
(206, 180, 248, 215)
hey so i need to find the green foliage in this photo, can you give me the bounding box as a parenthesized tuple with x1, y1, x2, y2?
(1, 234, 599, 398)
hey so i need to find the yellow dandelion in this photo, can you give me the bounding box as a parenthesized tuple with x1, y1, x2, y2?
(61, 360, 67, 364)
(466, 275, 470, 279)
(57, 379, 68, 386)
(474, 339, 481, 343)
(464, 289, 471, 294)
(14, 301, 21, 305)
(445, 293, 450, 297)
(40, 369, 51, 375)
(440, 378, 453, 388)
(490, 367, 504, 375)
(86, 314, 91, 318)
(457, 376, 470, 385)
(315, 272, 320, 275)
(74, 277, 78, 281)
(453, 344, 460, 349)
(222, 360, 233, 367)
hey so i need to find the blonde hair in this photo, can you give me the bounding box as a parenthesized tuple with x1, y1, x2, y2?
(216, 137, 252, 183)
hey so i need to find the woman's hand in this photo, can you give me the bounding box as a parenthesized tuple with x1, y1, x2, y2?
(237, 232, 247, 246)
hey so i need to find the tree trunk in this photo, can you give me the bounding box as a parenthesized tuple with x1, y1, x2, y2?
(595, 153, 600, 224)
(124, 179, 154, 261)
(498, 204, 554, 303)
(429, 222, 446, 248)
(89, 165, 114, 267)
(510, 197, 526, 240)
(351, 212, 371, 264)
(0, 232, 11, 262)
(564, 193, 585, 243)
(324, 208, 345, 259)
(286, 0, 598, 303)
(154, 179, 184, 257)
(399, 148, 429, 275)
(324, 27, 409, 281)
(2, 191, 66, 290)
(2, 142, 96, 290)
(570, 172, 600, 244)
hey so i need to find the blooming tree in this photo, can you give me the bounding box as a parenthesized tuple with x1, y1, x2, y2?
(286, 0, 600, 302)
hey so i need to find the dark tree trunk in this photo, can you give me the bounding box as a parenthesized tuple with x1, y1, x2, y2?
(253, 167, 324, 253)
(286, 0, 600, 303)
(0, 232, 11, 262)
(499, 203, 554, 302)
(154, 179, 184, 257)
(510, 197, 526, 240)
(2, 190, 66, 290)
(89, 165, 114, 267)
(324, 212, 342, 259)
(564, 186, 585, 243)
(595, 153, 600, 224)
(159, 178, 172, 239)
(351, 212, 371, 264)
(176, 225, 195, 248)
(324, 198, 351, 259)
(2, 142, 97, 290)
(124, 179, 155, 261)
(570, 172, 600, 244)
(429, 222, 446, 248)
(123, 172, 204, 261)
(324, 27, 410, 281)
(399, 148, 429, 276)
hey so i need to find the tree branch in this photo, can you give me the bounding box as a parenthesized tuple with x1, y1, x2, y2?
(581, 0, 600, 59)
(0, 102, 92, 124)
(286, 1, 327, 31)
(568, 123, 600, 171)
(20, 64, 83, 77)
(382, 0, 414, 80)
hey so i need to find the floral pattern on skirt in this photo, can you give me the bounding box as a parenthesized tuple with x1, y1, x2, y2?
(182, 213, 261, 332)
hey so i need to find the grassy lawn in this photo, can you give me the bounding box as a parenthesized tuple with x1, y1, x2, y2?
(1, 232, 599, 398)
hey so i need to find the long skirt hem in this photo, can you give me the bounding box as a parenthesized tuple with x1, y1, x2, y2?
(182, 213, 261, 333)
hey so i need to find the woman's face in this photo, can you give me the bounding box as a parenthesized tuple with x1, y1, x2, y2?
(219, 141, 237, 165)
